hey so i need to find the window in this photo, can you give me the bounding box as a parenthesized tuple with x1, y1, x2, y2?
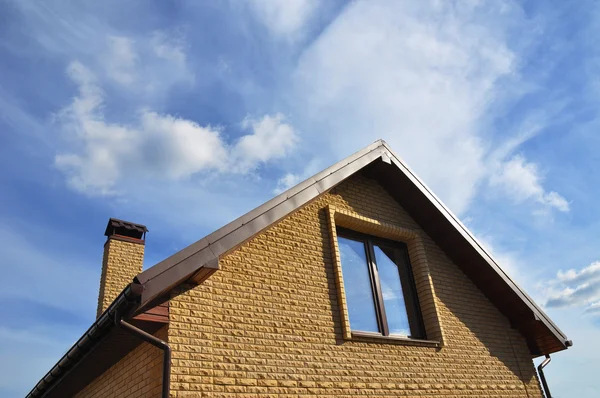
(337, 227, 424, 339)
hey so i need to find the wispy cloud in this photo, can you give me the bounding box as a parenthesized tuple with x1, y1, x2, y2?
(292, 0, 567, 216)
(101, 32, 193, 92)
(585, 301, 600, 315)
(104, 36, 138, 86)
(247, 0, 321, 38)
(233, 113, 298, 172)
(543, 261, 600, 313)
(272, 157, 321, 194)
(489, 154, 569, 212)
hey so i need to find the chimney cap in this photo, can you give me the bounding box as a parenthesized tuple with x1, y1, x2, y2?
(104, 218, 148, 240)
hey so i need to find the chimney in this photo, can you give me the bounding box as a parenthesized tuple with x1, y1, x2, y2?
(96, 218, 148, 318)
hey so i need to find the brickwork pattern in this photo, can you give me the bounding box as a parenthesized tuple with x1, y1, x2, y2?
(96, 238, 145, 318)
(75, 326, 167, 398)
(168, 174, 543, 397)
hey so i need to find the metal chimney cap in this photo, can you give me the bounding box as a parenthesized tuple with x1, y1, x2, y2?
(104, 218, 148, 240)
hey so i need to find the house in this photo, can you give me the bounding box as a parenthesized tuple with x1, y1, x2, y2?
(27, 140, 571, 398)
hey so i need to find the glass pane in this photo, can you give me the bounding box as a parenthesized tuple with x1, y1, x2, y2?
(373, 245, 411, 336)
(338, 236, 379, 333)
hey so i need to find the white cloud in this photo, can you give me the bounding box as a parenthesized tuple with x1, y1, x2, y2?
(55, 62, 134, 195)
(247, 0, 320, 38)
(543, 261, 600, 313)
(586, 301, 600, 314)
(274, 173, 303, 194)
(148, 32, 194, 89)
(151, 31, 187, 66)
(55, 62, 297, 195)
(489, 154, 569, 212)
(100, 32, 193, 92)
(272, 157, 322, 194)
(293, 0, 567, 216)
(105, 36, 138, 86)
(558, 262, 600, 284)
(233, 113, 298, 171)
(138, 111, 228, 179)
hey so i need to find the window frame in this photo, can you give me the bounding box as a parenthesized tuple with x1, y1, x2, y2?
(337, 227, 425, 339)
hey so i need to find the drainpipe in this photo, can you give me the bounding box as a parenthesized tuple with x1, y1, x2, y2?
(537, 355, 552, 398)
(115, 313, 171, 398)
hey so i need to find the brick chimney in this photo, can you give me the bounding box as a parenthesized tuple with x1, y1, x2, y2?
(96, 218, 148, 318)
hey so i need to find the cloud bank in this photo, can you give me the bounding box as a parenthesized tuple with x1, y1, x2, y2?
(55, 61, 297, 195)
(293, 0, 567, 216)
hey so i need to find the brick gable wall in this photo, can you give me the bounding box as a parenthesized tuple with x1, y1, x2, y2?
(167, 174, 544, 397)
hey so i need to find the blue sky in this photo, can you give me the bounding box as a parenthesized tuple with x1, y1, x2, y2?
(1, 0, 599, 396)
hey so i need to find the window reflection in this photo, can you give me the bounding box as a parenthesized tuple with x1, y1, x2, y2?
(338, 236, 379, 333)
(373, 244, 411, 336)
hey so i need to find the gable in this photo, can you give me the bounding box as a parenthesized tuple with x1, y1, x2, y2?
(134, 140, 570, 356)
(165, 172, 544, 396)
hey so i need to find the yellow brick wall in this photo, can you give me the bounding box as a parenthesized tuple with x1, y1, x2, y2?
(97, 238, 145, 318)
(75, 326, 167, 398)
(168, 174, 543, 397)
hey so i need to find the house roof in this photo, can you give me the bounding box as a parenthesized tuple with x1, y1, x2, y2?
(27, 139, 571, 398)
(134, 139, 571, 355)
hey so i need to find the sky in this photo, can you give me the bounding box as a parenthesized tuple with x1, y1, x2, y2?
(0, 0, 599, 396)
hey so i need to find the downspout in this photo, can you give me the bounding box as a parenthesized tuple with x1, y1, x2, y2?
(537, 355, 552, 398)
(115, 313, 171, 398)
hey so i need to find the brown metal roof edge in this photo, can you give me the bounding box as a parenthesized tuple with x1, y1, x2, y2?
(378, 141, 571, 348)
(134, 139, 388, 309)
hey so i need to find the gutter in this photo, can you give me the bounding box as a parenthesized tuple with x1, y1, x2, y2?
(26, 283, 147, 398)
(537, 355, 552, 398)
